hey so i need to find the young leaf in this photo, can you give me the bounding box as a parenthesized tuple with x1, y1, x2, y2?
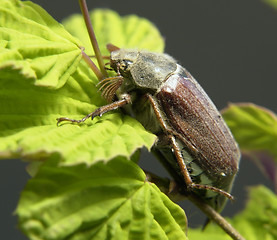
(188, 185, 277, 240)
(16, 158, 188, 240)
(62, 9, 165, 56)
(0, 0, 82, 88)
(0, 2, 162, 165)
(222, 103, 277, 189)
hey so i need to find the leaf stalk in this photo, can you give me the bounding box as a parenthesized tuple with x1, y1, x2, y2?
(78, 0, 108, 79)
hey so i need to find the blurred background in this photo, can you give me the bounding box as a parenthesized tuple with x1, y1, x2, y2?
(1, 0, 276, 239)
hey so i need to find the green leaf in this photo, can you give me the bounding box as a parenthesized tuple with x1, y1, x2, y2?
(188, 185, 277, 240)
(0, 4, 159, 165)
(0, 0, 82, 88)
(0, 59, 155, 165)
(62, 9, 165, 56)
(234, 185, 277, 239)
(222, 103, 277, 186)
(222, 103, 277, 155)
(16, 158, 187, 240)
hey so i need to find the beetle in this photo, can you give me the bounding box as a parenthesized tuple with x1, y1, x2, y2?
(57, 0, 241, 216)
(58, 45, 241, 212)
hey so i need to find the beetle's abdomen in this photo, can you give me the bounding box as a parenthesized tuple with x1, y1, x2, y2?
(155, 138, 235, 211)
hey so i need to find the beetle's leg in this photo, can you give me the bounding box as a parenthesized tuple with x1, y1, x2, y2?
(145, 93, 234, 201)
(169, 135, 234, 200)
(56, 94, 131, 126)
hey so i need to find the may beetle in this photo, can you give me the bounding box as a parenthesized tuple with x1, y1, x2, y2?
(57, 1, 241, 237)
(111, 48, 240, 211)
(58, 47, 240, 212)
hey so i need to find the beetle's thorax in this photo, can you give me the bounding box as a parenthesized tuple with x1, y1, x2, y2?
(110, 49, 177, 91)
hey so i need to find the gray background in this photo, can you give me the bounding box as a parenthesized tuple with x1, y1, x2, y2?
(1, 0, 276, 239)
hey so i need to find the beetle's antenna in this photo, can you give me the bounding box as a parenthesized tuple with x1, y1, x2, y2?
(78, 0, 108, 78)
(97, 76, 124, 102)
(107, 43, 120, 53)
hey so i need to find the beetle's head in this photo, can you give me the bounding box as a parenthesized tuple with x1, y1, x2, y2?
(110, 49, 139, 78)
(96, 47, 140, 102)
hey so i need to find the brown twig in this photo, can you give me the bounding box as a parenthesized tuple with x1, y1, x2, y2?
(188, 194, 245, 240)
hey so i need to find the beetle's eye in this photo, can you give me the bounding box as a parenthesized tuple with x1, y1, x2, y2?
(120, 60, 132, 71)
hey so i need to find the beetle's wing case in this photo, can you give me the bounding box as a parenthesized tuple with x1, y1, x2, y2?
(154, 65, 241, 210)
(156, 65, 240, 176)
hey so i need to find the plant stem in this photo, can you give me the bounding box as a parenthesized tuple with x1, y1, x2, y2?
(146, 171, 245, 240)
(188, 194, 245, 240)
(81, 50, 103, 80)
(78, 0, 107, 79)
